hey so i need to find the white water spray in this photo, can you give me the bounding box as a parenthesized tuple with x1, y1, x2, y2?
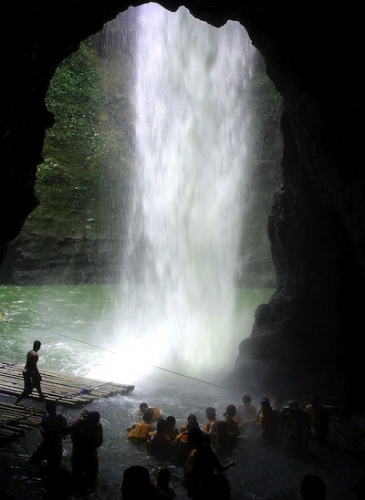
(92, 5, 255, 385)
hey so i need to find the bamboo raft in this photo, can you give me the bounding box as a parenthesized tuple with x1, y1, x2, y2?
(0, 361, 134, 444)
(0, 402, 44, 444)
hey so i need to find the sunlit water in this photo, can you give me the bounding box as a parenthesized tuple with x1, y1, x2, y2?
(107, 4, 256, 385)
(0, 284, 272, 385)
(0, 285, 360, 500)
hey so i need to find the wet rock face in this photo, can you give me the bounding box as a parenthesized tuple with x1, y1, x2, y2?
(1, 2, 364, 410)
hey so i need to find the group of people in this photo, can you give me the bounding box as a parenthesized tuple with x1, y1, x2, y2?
(13, 341, 103, 494)
(29, 401, 103, 494)
(126, 394, 331, 462)
(14, 341, 330, 499)
(125, 403, 236, 500)
(120, 465, 327, 500)
(123, 394, 331, 499)
(236, 393, 331, 456)
(126, 403, 239, 462)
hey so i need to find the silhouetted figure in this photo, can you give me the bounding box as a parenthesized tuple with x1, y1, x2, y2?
(184, 426, 235, 499)
(300, 473, 327, 499)
(156, 467, 176, 499)
(64, 409, 103, 493)
(223, 404, 240, 441)
(147, 418, 174, 459)
(280, 400, 311, 456)
(256, 397, 280, 445)
(121, 465, 170, 499)
(165, 415, 179, 443)
(179, 413, 200, 433)
(213, 420, 239, 456)
(305, 394, 330, 444)
(198, 471, 231, 500)
(202, 407, 218, 437)
(176, 414, 200, 463)
(30, 400, 68, 471)
(236, 395, 258, 437)
(139, 402, 162, 422)
(14, 340, 45, 405)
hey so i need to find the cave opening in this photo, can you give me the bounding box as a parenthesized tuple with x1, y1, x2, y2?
(0, 3, 282, 384)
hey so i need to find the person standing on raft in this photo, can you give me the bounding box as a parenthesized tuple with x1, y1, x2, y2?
(15, 340, 45, 405)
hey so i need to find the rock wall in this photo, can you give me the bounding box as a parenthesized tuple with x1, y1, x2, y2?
(1, 1, 364, 412)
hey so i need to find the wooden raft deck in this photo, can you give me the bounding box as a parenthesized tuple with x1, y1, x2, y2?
(0, 361, 134, 444)
(0, 402, 44, 444)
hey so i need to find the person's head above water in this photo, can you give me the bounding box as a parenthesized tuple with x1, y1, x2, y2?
(205, 407, 216, 420)
(300, 474, 327, 499)
(187, 425, 203, 445)
(33, 340, 41, 351)
(121, 465, 152, 499)
(45, 400, 57, 414)
(242, 395, 252, 405)
(143, 408, 154, 424)
(224, 405, 236, 418)
(187, 414, 199, 428)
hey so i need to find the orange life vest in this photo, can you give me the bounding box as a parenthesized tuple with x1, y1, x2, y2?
(151, 407, 162, 421)
(127, 422, 155, 444)
(184, 448, 197, 475)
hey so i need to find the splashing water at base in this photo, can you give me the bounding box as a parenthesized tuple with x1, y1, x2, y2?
(100, 5, 256, 384)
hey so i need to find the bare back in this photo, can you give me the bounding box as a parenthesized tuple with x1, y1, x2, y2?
(25, 349, 39, 372)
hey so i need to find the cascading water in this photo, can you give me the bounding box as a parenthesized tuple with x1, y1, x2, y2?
(95, 5, 256, 385)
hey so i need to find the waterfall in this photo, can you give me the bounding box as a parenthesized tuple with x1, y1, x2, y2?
(101, 5, 255, 385)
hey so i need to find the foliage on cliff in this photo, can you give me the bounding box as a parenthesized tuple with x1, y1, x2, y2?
(35, 32, 134, 239)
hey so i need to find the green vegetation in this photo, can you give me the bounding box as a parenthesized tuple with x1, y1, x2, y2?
(31, 31, 134, 239)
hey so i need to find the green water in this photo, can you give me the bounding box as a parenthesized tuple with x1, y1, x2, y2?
(0, 284, 273, 385)
(0, 284, 278, 499)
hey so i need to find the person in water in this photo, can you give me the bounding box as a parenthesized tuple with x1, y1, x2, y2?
(121, 465, 171, 499)
(256, 397, 280, 444)
(15, 340, 45, 405)
(213, 420, 239, 456)
(64, 409, 103, 492)
(183, 426, 235, 499)
(236, 395, 258, 436)
(139, 402, 162, 422)
(155, 467, 176, 499)
(176, 414, 200, 463)
(300, 474, 327, 499)
(202, 407, 219, 437)
(147, 418, 174, 459)
(165, 415, 179, 443)
(305, 394, 330, 444)
(30, 400, 68, 472)
(279, 400, 311, 456)
(223, 404, 240, 441)
(127, 407, 156, 445)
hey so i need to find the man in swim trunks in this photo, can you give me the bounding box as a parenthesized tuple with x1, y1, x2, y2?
(14, 340, 45, 404)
